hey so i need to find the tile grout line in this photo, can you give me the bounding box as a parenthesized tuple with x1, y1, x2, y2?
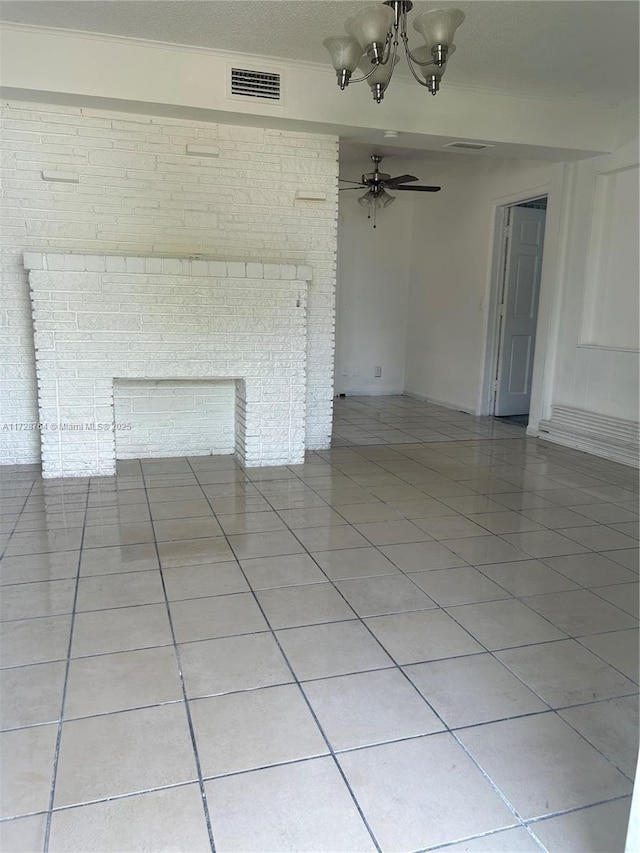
(0, 479, 37, 561)
(188, 457, 385, 853)
(41, 478, 92, 853)
(1, 403, 637, 848)
(139, 463, 217, 853)
(1, 673, 637, 750)
(220, 462, 544, 844)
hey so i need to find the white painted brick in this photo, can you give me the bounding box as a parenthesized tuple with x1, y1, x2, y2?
(27, 254, 310, 475)
(295, 190, 327, 200)
(84, 255, 106, 272)
(88, 150, 157, 170)
(296, 265, 313, 281)
(125, 257, 146, 274)
(145, 258, 163, 274)
(185, 144, 220, 158)
(226, 262, 246, 278)
(246, 263, 264, 279)
(46, 255, 69, 271)
(42, 169, 79, 183)
(263, 264, 282, 280)
(162, 258, 182, 275)
(2, 100, 338, 469)
(23, 252, 45, 270)
(191, 260, 209, 277)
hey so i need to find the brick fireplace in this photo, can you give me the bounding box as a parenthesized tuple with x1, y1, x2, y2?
(24, 252, 312, 477)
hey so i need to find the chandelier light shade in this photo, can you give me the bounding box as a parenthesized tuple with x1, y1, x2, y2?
(412, 9, 466, 52)
(357, 55, 399, 102)
(412, 44, 455, 94)
(346, 5, 395, 60)
(323, 36, 364, 83)
(323, 1, 465, 103)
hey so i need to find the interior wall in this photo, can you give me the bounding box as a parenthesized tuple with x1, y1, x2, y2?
(535, 104, 639, 437)
(403, 152, 552, 412)
(0, 23, 621, 160)
(0, 100, 338, 466)
(335, 156, 414, 395)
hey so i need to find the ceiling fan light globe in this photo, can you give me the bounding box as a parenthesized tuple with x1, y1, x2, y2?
(412, 8, 465, 50)
(358, 189, 376, 208)
(346, 5, 394, 54)
(323, 36, 363, 73)
(378, 189, 395, 208)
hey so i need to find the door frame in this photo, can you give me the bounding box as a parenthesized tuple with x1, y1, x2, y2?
(477, 187, 549, 419)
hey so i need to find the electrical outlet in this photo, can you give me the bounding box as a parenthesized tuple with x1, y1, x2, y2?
(374, 366, 382, 378)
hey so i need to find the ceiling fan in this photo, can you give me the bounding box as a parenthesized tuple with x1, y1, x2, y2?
(340, 154, 440, 227)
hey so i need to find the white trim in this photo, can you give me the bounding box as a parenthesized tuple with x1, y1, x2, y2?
(477, 185, 550, 417)
(577, 343, 640, 353)
(539, 405, 639, 468)
(404, 390, 475, 415)
(0, 22, 620, 107)
(579, 162, 640, 350)
(477, 206, 507, 415)
(527, 163, 574, 433)
(0, 20, 329, 76)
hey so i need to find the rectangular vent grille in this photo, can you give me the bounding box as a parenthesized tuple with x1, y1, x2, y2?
(231, 68, 281, 100)
(443, 141, 494, 151)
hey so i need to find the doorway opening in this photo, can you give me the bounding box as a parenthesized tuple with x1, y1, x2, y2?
(485, 196, 548, 427)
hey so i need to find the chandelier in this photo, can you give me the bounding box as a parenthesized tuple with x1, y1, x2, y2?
(323, 2, 465, 103)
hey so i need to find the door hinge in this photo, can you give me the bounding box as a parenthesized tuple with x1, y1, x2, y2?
(502, 224, 511, 240)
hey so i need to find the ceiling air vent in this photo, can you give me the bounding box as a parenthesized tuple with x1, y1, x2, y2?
(443, 141, 495, 151)
(230, 67, 281, 101)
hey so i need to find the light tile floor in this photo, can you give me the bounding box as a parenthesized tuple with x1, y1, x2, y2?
(1, 395, 638, 852)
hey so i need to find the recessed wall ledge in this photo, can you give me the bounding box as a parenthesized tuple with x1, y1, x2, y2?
(295, 190, 328, 201)
(41, 169, 79, 183)
(186, 143, 220, 157)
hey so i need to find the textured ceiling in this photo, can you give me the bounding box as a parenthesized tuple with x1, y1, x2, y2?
(1, 1, 638, 104)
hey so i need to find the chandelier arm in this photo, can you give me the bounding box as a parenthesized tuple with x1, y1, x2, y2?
(375, 31, 394, 67)
(402, 44, 435, 88)
(377, 30, 400, 97)
(400, 31, 438, 68)
(348, 62, 387, 85)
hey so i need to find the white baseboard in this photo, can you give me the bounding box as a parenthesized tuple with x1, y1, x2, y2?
(403, 389, 476, 415)
(334, 388, 404, 397)
(538, 405, 639, 468)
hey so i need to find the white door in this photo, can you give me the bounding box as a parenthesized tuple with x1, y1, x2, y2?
(495, 205, 546, 416)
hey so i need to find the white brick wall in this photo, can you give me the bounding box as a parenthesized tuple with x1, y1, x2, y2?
(25, 253, 310, 477)
(0, 101, 338, 466)
(113, 379, 236, 459)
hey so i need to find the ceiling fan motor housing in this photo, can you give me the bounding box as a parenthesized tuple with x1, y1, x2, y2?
(362, 170, 391, 184)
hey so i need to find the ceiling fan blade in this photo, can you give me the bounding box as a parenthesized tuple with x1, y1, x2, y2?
(384, 174, 419, 188)
(339, 178, 367, 185)
(339, 186, 367, 191)
(393, 185, 441, 192)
